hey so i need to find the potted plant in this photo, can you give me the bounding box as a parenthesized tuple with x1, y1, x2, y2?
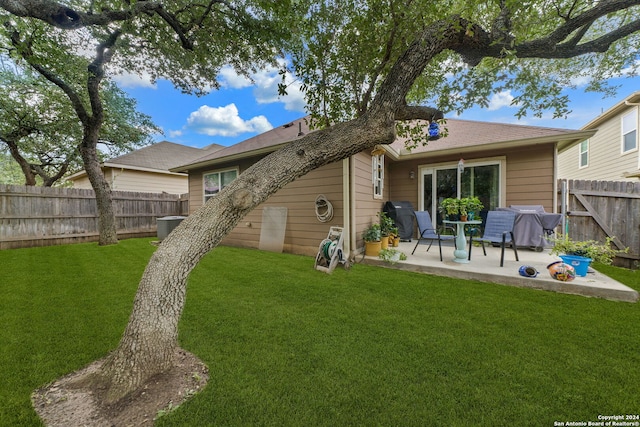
(549, 236, 628, 276)
(379, 212, 395, 249)
(378, 248, 407, 264)
(388, 226, 400, 247)
(363, 223, 382, 256)
(439, 198, 460, 221)
(463, 196, 484, 220)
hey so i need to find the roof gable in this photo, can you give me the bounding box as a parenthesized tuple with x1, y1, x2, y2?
(581, 91, 640, 130)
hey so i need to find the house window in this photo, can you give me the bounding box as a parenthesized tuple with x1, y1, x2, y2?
(622, 110, 637, 153)
(579, 140, 589, 168)
(203, 168, 238, 202)
(372, 154, 384, 198)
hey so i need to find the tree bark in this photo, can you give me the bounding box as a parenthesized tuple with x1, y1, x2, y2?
(79, 127, 118, 246)
(5, 138, 37, 185)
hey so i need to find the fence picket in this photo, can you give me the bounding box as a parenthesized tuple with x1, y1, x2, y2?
(559, 179, 640, 268)
(0, 184, 188, 249)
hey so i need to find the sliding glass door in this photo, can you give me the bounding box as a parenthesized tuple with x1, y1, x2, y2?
(421, 160, 502, 226)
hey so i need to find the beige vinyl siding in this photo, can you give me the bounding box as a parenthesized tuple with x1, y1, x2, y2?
(107, 169, 188, 194)
(504, 146, 556, 211)
(558, 106, 640, 181)
(69, 175, 92, 189)
(388, 161, 419, 209)
(71, 168, 188, 194)
(189, 158, 345, 256)
(353, 151, 390, 249)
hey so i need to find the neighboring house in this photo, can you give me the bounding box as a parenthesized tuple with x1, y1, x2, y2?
(558, 91, 640, 181)
(67, 141, 222, 194)
(172, 117, 594, 257)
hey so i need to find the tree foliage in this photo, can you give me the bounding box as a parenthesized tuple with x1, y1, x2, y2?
(0, 62, 157, 186)
(2, 0, 640, 423)
(291, 0, 640, 128)
(0, 0, 295, 243)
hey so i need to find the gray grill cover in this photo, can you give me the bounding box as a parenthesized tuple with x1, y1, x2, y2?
(498, 205, 562, 249)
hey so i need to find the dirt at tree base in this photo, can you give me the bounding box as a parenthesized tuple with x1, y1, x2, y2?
(31, 348, 209, 426)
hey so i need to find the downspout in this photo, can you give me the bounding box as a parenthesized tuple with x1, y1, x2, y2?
(349, 156, 357, 258)
(553, 145, 559, 213)
(342, 158, 351, 255)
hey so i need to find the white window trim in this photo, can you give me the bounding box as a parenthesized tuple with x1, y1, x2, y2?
(417, 156, 506, 214)
(203, 167, 239, 203)
(578, 140, 589, 169)
(372, 154, 384, 199)
(621, 108, 638, 154)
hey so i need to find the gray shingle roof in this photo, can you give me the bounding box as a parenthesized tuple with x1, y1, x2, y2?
(175, 118, 312, 171)
(106, 141, 223, 171)
(390, 118, 583, 155)
(172, 116, 592, 171)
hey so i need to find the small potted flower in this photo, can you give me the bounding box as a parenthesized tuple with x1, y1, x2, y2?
(461, 197, 484, 221)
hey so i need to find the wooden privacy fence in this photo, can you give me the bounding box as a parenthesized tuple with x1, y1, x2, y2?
(0, 184, 189, 250)
(559, 179, 640, 268)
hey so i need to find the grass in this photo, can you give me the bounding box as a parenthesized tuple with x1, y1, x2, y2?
(1, 239, 639, 426)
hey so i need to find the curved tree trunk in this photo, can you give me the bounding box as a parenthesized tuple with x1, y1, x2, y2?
(94, 17, 473, 403)
(96, 113, 396, 401)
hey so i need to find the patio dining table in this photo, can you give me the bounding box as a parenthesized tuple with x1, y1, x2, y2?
(443, 219, 482, 263)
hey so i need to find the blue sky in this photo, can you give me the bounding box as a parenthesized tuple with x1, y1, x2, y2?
(115, 65, 640, 149)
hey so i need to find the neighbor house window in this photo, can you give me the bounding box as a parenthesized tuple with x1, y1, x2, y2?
(622, 110, 637, 153)
(579, 140, 589, 168)
(203, 168, 238, 202)
(372, 154, 384, 198)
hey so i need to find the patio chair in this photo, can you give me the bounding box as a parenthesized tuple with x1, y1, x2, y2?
(411, 210, 456, 261)
(468, 210, 519, 267)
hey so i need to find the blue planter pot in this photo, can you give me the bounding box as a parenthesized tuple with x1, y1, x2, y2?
(559, 255, 592, 277)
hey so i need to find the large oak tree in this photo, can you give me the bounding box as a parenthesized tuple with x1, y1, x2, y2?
(0, 0, 291, 244)
(0, 64, 158, 186)
(2, 0, 639, 423)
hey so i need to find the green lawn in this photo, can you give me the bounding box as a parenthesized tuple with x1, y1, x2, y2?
(1, 239, 639, 426)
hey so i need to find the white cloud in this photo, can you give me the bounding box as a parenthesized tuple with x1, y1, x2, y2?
(254, 70, 306, 112)
(488, 90, 515, 111)
(168, 129, 183, 138)
(112, 72, 156, 89)
(186, 104, 273, 137)
(218, 63, 307, 113)
(218, 66, 253, 89)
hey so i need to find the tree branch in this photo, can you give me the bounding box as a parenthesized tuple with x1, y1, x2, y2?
(0, 0, 160, 29)
(3, 22, 91, 124)
(0, 0, 232, 50)
(394, 104, 444, 121)
(515, 0, 640, 56)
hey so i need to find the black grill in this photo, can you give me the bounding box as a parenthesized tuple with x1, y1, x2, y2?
(383, 201, 415, 241)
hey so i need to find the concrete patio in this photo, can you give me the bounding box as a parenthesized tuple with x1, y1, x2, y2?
(361, 240, 638, 303)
